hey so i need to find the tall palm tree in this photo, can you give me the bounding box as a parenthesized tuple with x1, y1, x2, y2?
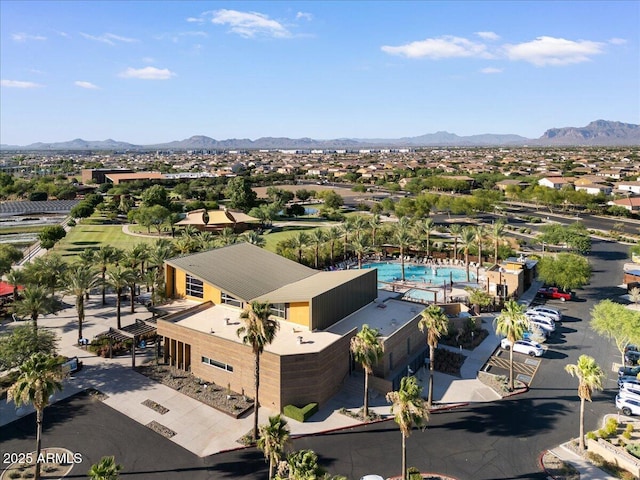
(257, 414, 291, 480)
(350, 236, 370, 270)
(130, 243, 150, 278)
(351, 215, 369, 241)
(340, 217, 354, 261)
(87, 456, 123, 480)
(447, 224, 462, 261)
(474, 225, 486, 267)
(64, 264, 100, 341)
(490, 220, 506, 265)
(493, 299, 528, 391)
(8, 353, 65, 480)
(416, 218, 435, 258)
(565, 355, 604, 450)
(148, 238, 175, 288)
(418, 305, 449, 407)
(174, 235, 197, 255)
(106, 265, 136, 329)
(308, 229, 326, 269)
(350, 324, 384, 419)
(368, 213, 382, 250)
(290, 232, 309, 264)
(237, 301, 280, 442)
(96, 246, 122, 306)
(394, 217, 414, 282)
(5, 268, 25, 307)
(16, 285, 54, 336)
(23, 254, 66, 297)
(385, 376, 429, 480)
(196, 231, 216, 251)
(78, 248, 97, 266)
(325, 226, 342, 266)
(460, 227, 476, 282)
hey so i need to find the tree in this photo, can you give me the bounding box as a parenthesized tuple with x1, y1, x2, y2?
(537, 253, 591, 292)
(8, 353, 65, 480)
(448, 224, 462, 260)
(493, 299, 528, 391)
(276, 449, 325, 480)
(474, 225, 486, 266)
(565, 355, 604, 450)
(5, 268, 25, 307)
(308, 229, 326, 269)
(630, 287, 640, 306)
(257, 414, 291, 480)
(96, 246, 122, 305)
(318, 190, 344, 210)
(490, 220, 506, 264)
(225, 177, 257, 212)
(465, 287, 492, 315)
(590, 299, 640, 367)
(350, 236, 370, 270)
(350, 324, 384, 419)
(16, 286, 55, 337)
(88, 456, 123, 480)
(64, 264, 100, 341)
(416, 218, 434, 258)
(141, 184, 170, 208)
(0, 244, 23, 276)
(237, 301, 279, 442)
(242, 230, 266, 247)
(70, 201, 95, 219)
(0, 325, 57, 370)
(290, 232, 309, 264)
(418, 305, 449, 407)
(106, 265, 136, 329)
(38, 224, 66, 249)
(460, 227, 475, 282)
(325, 226, 341, 266)
(385, 376, 429, 480)
(394, 218, 414, 282)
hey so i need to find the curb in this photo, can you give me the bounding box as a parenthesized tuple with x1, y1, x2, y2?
(539, 449, 558, 480)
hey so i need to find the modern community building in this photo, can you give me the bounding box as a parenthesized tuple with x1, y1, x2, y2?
(156, 243, 438, 411)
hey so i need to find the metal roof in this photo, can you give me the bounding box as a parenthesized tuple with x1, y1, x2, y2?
(166, 243, 316, 301)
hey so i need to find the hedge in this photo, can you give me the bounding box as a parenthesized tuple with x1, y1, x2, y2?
(283, 402, 318, 422)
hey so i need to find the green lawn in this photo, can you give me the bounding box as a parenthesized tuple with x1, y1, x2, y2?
(53, 225, 155, 262)
(263, 226, 323, 251)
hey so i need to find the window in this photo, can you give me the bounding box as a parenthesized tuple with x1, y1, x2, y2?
(201, 356, 233, 372)
(270, 303, 287, 319)
(185, 275, 204, 298)
(221, 292, 243, 308)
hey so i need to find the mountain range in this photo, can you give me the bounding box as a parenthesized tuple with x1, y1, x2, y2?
(1, 120, 638, 151)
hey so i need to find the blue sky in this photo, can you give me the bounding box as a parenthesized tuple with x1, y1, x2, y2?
(1, 1, 639, 145)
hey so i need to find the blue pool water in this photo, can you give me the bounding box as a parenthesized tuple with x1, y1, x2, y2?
(361, 262, 475, 284)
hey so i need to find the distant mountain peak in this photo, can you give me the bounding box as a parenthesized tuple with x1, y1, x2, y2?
(539, 120, 640, 146)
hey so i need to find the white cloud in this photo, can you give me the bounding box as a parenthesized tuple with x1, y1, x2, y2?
(119, 67, 176, 80)
(1, 79, 42, 88)
(186, 16, 204, 23)
(381, 35, 491, 59)
(609, 37, 627, 45)
(480, 67, 503, 74)
(296, 12, 313, 21)
(476, 31, 500, 41)
(504, 36, 604, 66)
(210, 9, 291, 38)
(11, 33, 46, 42)
(80, 32, 137, 45)
(142, 57, 155, 64)
(74, 81, 99, 89)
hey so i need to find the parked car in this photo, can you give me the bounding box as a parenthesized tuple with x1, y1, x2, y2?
(618, 376, 640, 388)
(526, 308, 561, 323)
(523, 329, 548, 343)
(616, 394, 640, 416)
(625, 350, 640, 366)
(500, 338, 544, 357)
(619, 383, 640, 397)
(618, 365, 640, 378)
(527, 315, 556, 333)
(360, 476, 384, 480)
(537, 287, 573, 301)
(529, 305, 563, 320)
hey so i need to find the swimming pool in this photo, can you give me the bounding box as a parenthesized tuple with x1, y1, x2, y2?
(361, 262, 475, 284)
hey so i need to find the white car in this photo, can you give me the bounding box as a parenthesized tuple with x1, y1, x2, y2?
(526, 308, 561, 323)
(619, 383, 640, 398)
(616, 394, 640, 416)
(528, 316, 556, 333)
(529, 306, 562, 321)
(500, 338, 544, 357)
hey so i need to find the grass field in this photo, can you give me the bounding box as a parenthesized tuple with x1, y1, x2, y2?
(53, 225, 154, 261)
(0, 225, 46, 235)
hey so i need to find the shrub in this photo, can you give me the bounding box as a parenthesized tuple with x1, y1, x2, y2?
(407, 467, 422, 480)
(626, 442, 640, 459)
(604, 418, 619, 437)
(586, 451, 605, 467)
(283, 402, 318, 422)
(586, 431, 597, 440)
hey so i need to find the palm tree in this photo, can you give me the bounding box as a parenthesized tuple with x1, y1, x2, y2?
(351, 215, 369, 241)
(350, 236, 370, 270)
(490, 220, 506, 265)
(394, 219, 414, 282)
(130, 243, 150, 278)
(416, 218, 435, 258)
(308, 229, 326, 269)
(290, 232, 309, 264)
(8, 353, 65, 480)
(340, 218, 354, 261)
(460, 227, 476, 282)
(106, 265, 136, 329)
(174, 235, 197, 255)
(474, 225, 485, 267)
(447, 224, 462, 261)
(23, 254, 66, 297)
(385, 376, 429, 480)
(217, 227, 238, 247)
(16, 285, 54, 336)
(78, 248, 96, 266)
(368, 213, 382, 250)
(64, 264, 100, 341)
(87, 456, 123, 480)
(242, 230, 266, 247)
(565, 355, 604, 450)
(96, 246, 122, 305)
(284, 449, 325, 480)
(350, 324, 384, 419)
(418, 305, 449, 407)
(325, 226, 342, 266)
(237, 301, 280, 442)
(257, 414, 291, 480)
(5, 268, 25, 307)
(493, 299, 528, 391)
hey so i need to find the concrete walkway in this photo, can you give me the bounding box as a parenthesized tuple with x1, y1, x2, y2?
(0, 285, 614, 479)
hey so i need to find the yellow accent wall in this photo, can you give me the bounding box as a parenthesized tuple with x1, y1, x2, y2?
(172, 267, 222, 303)
(288, 302, 310, 328)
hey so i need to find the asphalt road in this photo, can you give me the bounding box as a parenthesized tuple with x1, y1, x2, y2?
(0, 239, 630, 480)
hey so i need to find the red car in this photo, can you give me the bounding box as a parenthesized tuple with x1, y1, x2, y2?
(537, 287, 573, 302)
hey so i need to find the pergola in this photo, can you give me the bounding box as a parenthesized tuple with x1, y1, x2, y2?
(96, 319, 157, 367)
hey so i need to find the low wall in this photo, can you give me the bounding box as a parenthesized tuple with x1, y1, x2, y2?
(587, 438, 640, 478)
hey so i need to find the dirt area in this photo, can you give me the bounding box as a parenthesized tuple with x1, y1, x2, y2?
(136, 364, 254, 418)
(541, 450, 580, 480)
